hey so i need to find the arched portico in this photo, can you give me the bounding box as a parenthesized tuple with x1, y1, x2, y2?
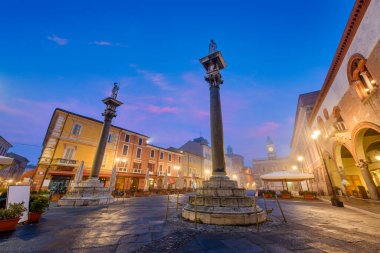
(352, 123, 380, 200)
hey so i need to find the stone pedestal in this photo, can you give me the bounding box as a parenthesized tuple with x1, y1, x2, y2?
(58, 178, 114, 206)
(182, 178, 266, 225)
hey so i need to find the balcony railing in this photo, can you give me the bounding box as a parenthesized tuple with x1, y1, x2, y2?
(53, 158, 77, 166)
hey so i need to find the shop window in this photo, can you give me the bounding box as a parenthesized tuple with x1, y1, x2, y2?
(133, 162, 142, 173)
(348, 54, 378, 100)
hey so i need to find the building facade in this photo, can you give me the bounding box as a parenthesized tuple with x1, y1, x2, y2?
(33, 108, 186, 193)
(0, 153, 29, 182)
(0, 136, 12, 157)
(290, 91, 330, 194)
(307, 0, 380, 200)
(252, 137, 295, 191)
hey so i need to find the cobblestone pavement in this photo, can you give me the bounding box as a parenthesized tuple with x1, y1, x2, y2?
(0, 195, 379, 253)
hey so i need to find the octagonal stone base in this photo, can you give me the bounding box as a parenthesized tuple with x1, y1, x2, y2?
(182, 178, 266, 225)
(58, 178, 114, 207)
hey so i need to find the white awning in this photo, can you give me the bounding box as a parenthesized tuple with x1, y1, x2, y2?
(260, 171, 314, 182)
(0, 156, 14, 169)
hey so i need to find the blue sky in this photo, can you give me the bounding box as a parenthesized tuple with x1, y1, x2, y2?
(0, 0, 355, 165)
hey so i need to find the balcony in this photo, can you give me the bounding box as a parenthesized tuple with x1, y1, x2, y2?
(158, 171, 165, 176)
(53, 158, 77, 166)
(133, 168, 142, 174)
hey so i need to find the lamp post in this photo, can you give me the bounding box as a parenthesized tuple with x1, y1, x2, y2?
(311, 130, 343, 207)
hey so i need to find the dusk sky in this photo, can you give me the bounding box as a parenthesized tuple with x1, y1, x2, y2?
(0, 0, 355, 166)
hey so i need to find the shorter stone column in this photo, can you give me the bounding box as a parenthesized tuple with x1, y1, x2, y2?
(356, 160, 380, 200)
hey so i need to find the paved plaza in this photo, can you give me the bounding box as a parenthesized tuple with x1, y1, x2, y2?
(0, 194, 379, 253)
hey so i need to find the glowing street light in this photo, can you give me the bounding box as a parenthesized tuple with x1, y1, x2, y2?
(375, 155, 380, 161)
(297, 156, 304, 162)
(310, 128, 343, 207)
(292, 165, 297, 170)
(232, 174, 237, 179)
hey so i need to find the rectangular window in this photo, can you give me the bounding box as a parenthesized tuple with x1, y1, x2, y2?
(159, 164, 163, 172)
(122, 145, 129, 156)
(136, 148, 142, 158)
(150, 149, 155, 158)
(178, 157, 181, 163)
(133, 162, 142, 173)
(71, 124, 82, 136)
(63, 147, 75, 160)
(138, 138, 143, 145)
(160, 152, 164, 160)
(167, 165, 171, 174)
(168, 154, 172, 161)
(108, 133, 114, 143)
(148, 162, 155, 173)
(125, 134, 130, 142)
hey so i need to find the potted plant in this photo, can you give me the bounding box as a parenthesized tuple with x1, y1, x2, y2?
(0, 202, 26, 232)
(330, 196, 344, 207)
(263, 190, 275, 198)
(303, 191, 317, 200)
(280, 190, 291, 199)
(28, 195, 49, 223)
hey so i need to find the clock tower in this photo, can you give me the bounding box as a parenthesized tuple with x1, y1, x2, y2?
(266, 136, 276, 160)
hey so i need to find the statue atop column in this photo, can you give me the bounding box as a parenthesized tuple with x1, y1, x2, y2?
(111, 82, 120, 99)
(209, 39, 217, 54)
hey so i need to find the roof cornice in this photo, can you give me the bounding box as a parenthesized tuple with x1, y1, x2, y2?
(309, 0, 371, 125)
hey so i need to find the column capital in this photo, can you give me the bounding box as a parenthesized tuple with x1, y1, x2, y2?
(205, 70, 223, 87)
(355, 159, 369, 170)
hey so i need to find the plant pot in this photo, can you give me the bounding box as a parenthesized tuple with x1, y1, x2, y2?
(304, 195, 316, 200)
(0, 218, 20, 232)
(281, 194, 291, 199)
(331, 199, 344, 207)
(263, 194, 273, 198)
(50, 194, 63, 202)
(28, 212, 43, 223)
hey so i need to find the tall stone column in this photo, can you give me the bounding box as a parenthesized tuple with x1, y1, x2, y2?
(201, 40, 228, 179)
(356, 160, 380, 200)
(90, 83, 123, 178)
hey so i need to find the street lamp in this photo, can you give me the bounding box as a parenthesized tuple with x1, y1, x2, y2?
(292, 165, 298, 170)
(204, 169, 210, 180)
(311, 129, 343, 207)
(297, 156, 304, 162)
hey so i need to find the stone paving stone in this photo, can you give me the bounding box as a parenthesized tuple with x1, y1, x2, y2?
(220, 238, 266, 253)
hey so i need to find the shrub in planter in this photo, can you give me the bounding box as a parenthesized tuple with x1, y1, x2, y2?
(0, 202, 26, 232)
(280, 190, 291, 199)
(263, 190, 275, 198)
(302, 191, 317, 200)
(28, 195, 49, 223)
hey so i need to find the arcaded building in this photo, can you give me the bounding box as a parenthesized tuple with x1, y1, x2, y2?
(308, 0, 380, 200)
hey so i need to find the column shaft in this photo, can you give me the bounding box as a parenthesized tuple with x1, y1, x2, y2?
(210, 86, 226, 176)
(90, 119, 111, 178)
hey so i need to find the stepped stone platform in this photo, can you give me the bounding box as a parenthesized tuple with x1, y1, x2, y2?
(58, 178, 114, 206)
(182, 178, 266, 225)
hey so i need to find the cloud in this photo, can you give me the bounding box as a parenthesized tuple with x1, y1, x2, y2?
(47, 35, 68, 45)
(145, 105, 179, 114)
(92, 41, 112, 46)
(250, 121, 281, 138)
(135, 69, 174, 91)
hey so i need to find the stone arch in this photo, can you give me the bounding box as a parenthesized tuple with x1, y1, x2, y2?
(351, 122, 380, 199)
(352, 122, 380, 160)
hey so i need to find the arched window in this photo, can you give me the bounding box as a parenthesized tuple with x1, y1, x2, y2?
(332, 106, 346, 132)
(348, 54, 377, 100)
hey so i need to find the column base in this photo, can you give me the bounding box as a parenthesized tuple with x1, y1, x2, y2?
(182, 178, 266, 225)
(58, 178, 114, 207)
